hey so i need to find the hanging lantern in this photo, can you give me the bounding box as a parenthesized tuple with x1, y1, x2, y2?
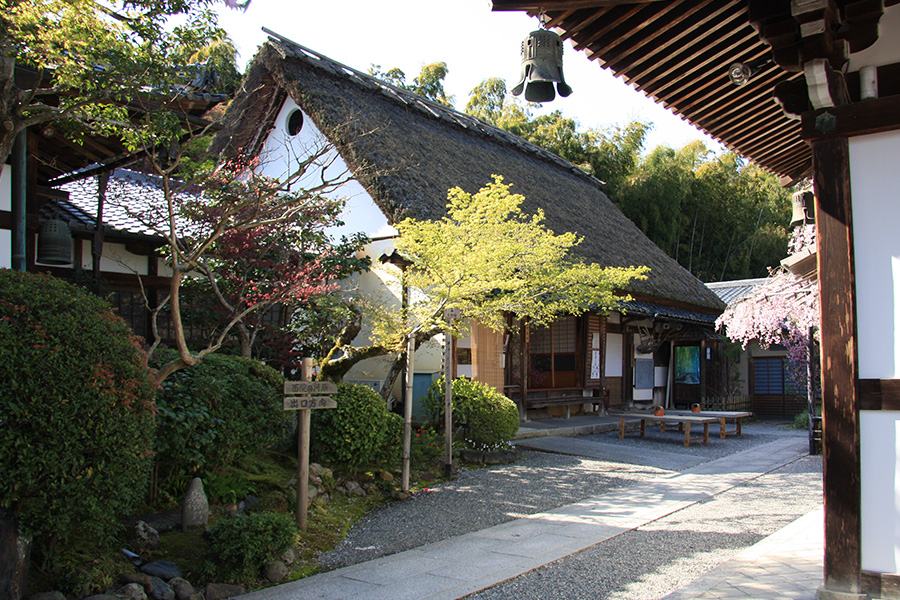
(511, 29, 572, 103)
(790, 189, 815, 228)
(37, 218, 73, 265)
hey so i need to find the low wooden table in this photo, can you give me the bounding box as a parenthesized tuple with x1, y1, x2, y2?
(610, 411, 719, 447)
(661, 410, 752, 440)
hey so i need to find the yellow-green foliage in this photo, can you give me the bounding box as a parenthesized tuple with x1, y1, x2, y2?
(389, 176, 649, 339)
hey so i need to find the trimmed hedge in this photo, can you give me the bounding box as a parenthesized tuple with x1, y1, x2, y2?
(150, 349, 289, 493)
(311, 383, 402, 470)
(0, 270, 156, 548)
(423, 377, 519, 449)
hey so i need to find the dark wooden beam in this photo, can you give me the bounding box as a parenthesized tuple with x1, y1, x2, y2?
(802, 94, 900, 140)
(812, 135, 864, 598)
(859, 378, 900, 411)
(491, 0, 662, 10)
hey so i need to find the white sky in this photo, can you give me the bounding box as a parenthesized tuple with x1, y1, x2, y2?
(215, 0, 723, 153)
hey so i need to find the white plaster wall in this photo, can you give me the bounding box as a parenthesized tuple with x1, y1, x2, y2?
(0, 229, 10, 269)
(258, 98, 395, 241)
(1, 166, 10, 269)
(0, 165, 10, 212)
(849, 5, 900, 72)
(861, 411, 900, 572)
(68, 240, 147, 274)
(606, 332, 623, 377)
(850, 129, 900, 573)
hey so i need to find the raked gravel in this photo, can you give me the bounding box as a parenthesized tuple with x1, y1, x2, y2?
(317, 420, 818, 586)
(467, 453, 822, 600)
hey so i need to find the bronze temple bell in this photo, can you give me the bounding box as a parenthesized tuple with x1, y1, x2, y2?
(37, 217, 73, 265)
(511, 29, 572, 103)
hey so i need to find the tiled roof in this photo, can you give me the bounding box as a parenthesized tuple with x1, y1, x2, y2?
(705, 278, 768, 306)
(49, 169, 187, 240)
(620, 299, 718, 327)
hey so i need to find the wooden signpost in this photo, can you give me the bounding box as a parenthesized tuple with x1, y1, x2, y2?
(284, 360, 337, 531)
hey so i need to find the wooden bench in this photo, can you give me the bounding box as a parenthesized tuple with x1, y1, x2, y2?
(609, 411, 719, 447)
(527, 397, 591, 419)
(660, 410, 752, 440)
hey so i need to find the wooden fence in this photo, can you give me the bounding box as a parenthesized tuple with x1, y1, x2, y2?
(701, 395, 753, 412)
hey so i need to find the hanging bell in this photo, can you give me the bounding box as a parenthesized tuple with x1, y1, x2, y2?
(789, 189, 815, 228)
(511, 29, 572, 103)
(37, 218, 73, 265)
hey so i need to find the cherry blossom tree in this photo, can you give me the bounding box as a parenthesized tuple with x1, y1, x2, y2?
(716, 224, 819, 392)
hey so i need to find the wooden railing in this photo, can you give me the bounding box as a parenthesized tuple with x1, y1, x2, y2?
(701, 395, 752, 412)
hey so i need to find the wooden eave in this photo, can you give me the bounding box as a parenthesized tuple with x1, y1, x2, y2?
(492, 0, 814, 181)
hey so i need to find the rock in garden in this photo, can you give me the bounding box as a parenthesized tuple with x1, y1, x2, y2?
(483, 451, 503, 465)
(118, 573, 153, 593)
(204, 583, 245, 600)
(280, 547, 297, 565)
(84, 595, 120, 600)
(243, 494, 260, 511)
(379, 470, 394, 483)
(133, 520, 161, 550)
(345, 481, 364, 496)
(168, 578, 195, 600)
(148, 576, 175, 600)
(181, 477, 209, 532)
(309, 463, 325, 477)
(418, 471, 437, 482)
(264, 561, 288, 583)
(459, 449, 484, 463)
(112, 583, 148, 600)
(140, 561, 181, 581)
(28, 593, 66, 600)
(390, 490, 410, 500)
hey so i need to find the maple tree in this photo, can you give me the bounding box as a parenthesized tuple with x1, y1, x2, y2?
(109, 140, 367, 385)
(318, 176, 648, 390)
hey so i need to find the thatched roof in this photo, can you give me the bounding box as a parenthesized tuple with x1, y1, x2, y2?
(211, 36, 724, 313)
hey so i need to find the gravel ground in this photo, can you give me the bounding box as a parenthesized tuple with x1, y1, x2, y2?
(467, 454, 822, 600)
(317, 420, 822, 599)
(318, 450, 668, 570)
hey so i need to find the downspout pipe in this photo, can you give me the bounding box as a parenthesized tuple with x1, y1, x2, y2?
(11, 129, 26, 272)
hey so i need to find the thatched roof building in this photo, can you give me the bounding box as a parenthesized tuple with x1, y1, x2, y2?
(211, 34, 724, 317)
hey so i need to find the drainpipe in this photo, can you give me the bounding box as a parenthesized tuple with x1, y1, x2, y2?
(11, 129, 26, 272)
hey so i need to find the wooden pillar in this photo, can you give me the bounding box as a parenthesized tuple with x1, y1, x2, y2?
(812, 136, 864, 599)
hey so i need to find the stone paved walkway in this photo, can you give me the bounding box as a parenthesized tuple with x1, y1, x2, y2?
(235, 435, 814, 600)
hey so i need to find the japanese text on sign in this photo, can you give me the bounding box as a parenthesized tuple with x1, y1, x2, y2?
(283, 381, 338, 395)
(283, 396, 337, 410)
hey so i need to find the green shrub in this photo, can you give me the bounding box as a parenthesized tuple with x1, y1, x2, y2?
(423, 377, 519, 450)
(794, 411, 810, 430)
(150, 350, 289, 495)
(0, 270, 156, 552)
(311, 383, 402, 471)
(206, 511, 298, 583)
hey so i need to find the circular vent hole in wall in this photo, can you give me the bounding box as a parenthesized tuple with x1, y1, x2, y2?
(286, 109, 304, 136)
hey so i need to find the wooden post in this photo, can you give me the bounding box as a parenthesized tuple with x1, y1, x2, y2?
(401, 334, 414, 493)
(444, 331, 453, 477)
(807, 326, 817, 456)
(812, 136, 863, 598)
(518, 318, 529, 422)
(296, 358, 313, 531)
